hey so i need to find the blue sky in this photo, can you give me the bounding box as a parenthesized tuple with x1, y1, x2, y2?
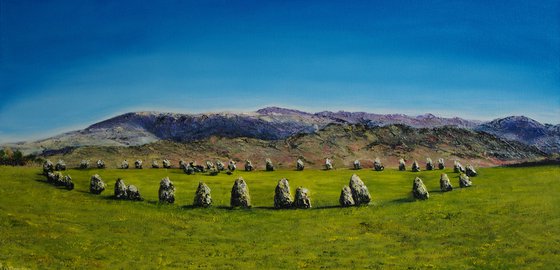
(1, 0, 559, 143)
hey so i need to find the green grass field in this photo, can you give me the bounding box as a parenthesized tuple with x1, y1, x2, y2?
(0, 165, 559, 269)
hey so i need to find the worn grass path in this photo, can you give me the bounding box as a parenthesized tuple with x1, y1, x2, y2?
(0, 165, 558, 269)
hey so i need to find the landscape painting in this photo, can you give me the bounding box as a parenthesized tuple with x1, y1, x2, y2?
(1, 1, 559, 269)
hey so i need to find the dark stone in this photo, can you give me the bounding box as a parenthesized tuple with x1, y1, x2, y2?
(114, 178, 128, 199)
(90, 174, 106, 194)
(184, 164, 195, 175)
(453, 161, 465, 173)
(398, 158, 406, 171)
(228, 160, 237, 171)
(353, 160, 362, 170)
(440, 173, 453, 192)
(373, 158, 384, 171)
(411, 161, 421, 172)
(127, 185, 143, 201)
(412, 177, 429, 200)
(230, 177, 251, 208)
(459, 173, 472, 188)
(426, 158, 434, 170)
(79, 160, 89, 169)
(193, 182, 212, 207)
(43, 160, 54, 175)
(134, 160, 143, 169)
(296, 159, 305, 171)
(265, 158, 274, 171)
(339, 186, 355, 207)
(438, 158, 445, 170)
(274, 178, 293, 209)
(208, 167, 219, 176)
(244, 160, 254, 171)
(349, 174, 371, 205)
(294, 187, 311, 209)
(96, 160, 105, 169)
(179, 160, 187, 170)
(162, 159, 172, 169)
(121, 160, 129, 169)
(158, 177, 175, 203)
(205, 161, 214, 170)
(152, 160, 160, 169)
(215, 160, 225, 171)
(325, 158, 333, 170)
(55, 160, 66, 171)
(465, 165, 478, 177)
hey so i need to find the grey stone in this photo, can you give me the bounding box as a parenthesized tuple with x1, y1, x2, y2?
(43, 160, 54, 174)
(438, 158, 445, 170)
(440, 173, 453, 192)
(127, 185, 142, 201)
(412, 177, 429, 200)
(411, 161, 421, 172)
(193, 182, 212, 207)
(97, 159, 105, 169)
(215, 160, 225, 171)
(184, 164, 195, 175)
(294, 187, 311, 209)
(353, 160, 362, 170)
(465, 165, 478, 177)
(398, 158, 406, 171)
(206, 161, 215, 170)
(228, 160, 237, 171)
(459, 173, 472, 188)
(274, 178, 293, 209)
(55, 160, 66, 171)
(339, 186, 355, 207)
(453, 161, 465, 173)
(208, 167, 219, 176)
(90, 174, 106, 194)
(349, 174, 371, 205)
(230, 177, 251, 208)
(114, 178, 128, 199)
(179, 159, 187, 170)
(79, 160, 89, 169)
(426, 158, 434, 170)
(296, 159, 305, 171)
(152, 160, 160, 168)
(162, 159, 171, 169)
(325, 158, 333, 170)
(244, 160, 254, 171)
(134, 160, 143, 169)
(158, 177, 175, 204)
(46, 172, 57, 183)
(373, 158, 384, 171)
(121, 160, 129, 169)
(265, 158, 274, 171)
(60, 175, 74, 190)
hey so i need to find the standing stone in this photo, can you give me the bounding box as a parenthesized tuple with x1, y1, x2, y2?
(440, 173, 453, 192)
(208, 167, 219, 176)
(398, 158, 406, 171)
(438, 158, 445, 170)
(134, 160, 143, 169)
(265, 158, 274, 171)
(215, 160, 225, 171)
(228, 160, 237, 171)
(179, 159, 187, 170)
(97, 159, 106, 169)
(412, 177, 429, 200)
(46, 172, 57, 183)
(193, 182, 212, 207)
(373, 158, 384, 171)
(459, 173, 472, 188)
(230, 177, 251, 208)
(80, 160, 89, 169)
(411, 161, 421, 172)
(426, 158, 434, 170)
(121, 160, 129, 169)
(152, 160, 160, 169)
(114, 178, 128, 199)
(158, 177, 175, 204)
(296, 159, 305, 171)
(465, 165, 478, 177)
(55, 160, 66, 171)
(349, 174, 371, 205)
(274, 178, 293, 209)
(90, 174, 106, 194)
(206, 161, 215, 170)
(162, 159, 171, 169)
(61, 175, 74, 190)
(339, 186, 355, 207)
(353, 160, 362, 170)
(127, 185, 143, 201)
(294, 187, 311, 209)
(453, 160, 465, 173)
(244, 160, 254, 171)
(43, 160, 54, 175)
(184, 163, 195, 175)
(325, 158, 333, 170)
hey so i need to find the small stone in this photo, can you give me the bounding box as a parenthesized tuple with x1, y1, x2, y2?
(134, 160, 143, 169)
(426, 158, 434, 170)
(265, 158, 274, 171)
(184, 164, 195, 175)
(55, 160, 66, 171)
(412, 161, 421, 172)
(438, 158, 445, 170)
(61, 175, 74, 190)
(127, 185, 143, 201)
(296, 159, 305, 171)
(294, 187, 311, 209)
(373, 158, 384, 171)
(274, 178, 293, 209)
(46, 172, 57, 183)
(193, 182, 212, 207)
(158, 177, 175, 204)
(97, 159, 105, 169)
(412, 177, 429, 200)
(453, 161, 465, 173)
(80, 160, 89, 169)
(353, 160, 362, 170)
(43, 160, 54, 174)
(179, 159, 187, 170)
(325, 158, 333, 170)
(208, 167, 219, 176)
(205, 161, 215, 170)
(440, 173, 453, 192)
(459, 173, 472, 188)
(230, 177, 251, 208)
(349, 174, 371, 205)
(193, 163, 205, 172)
(162, 159, 172, 169)
(228, 160, 237, 171)
(121, 160, 129, 169)
(244, 160, 254, 171)
(152, 160, 160, 168)
(90, 174, 106, 194)
(398, 158, 406, 171)
(339, 186, 355, 207)
(114, 178, 128, 199)
(465, 165, 478, 177)
(215, 160, 225, 171)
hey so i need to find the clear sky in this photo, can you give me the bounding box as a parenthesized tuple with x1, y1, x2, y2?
(1, 0, 559, 143)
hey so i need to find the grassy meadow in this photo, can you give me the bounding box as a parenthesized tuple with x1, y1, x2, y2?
(0, 165, 559, 269)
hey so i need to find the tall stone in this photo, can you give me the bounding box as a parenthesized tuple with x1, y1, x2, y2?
(349, 174, 371, 205)
(55, 160, 66, 171)
(296, 159, 305, 171)
(162, 159, 171, 169)
(230, 177, 251, 208)
(398, 158, 406, 171)
(353, 160, 362, 170)
(411, 161, 421, 172)
(43, 160, 54, 175)
(440, 173, 453, 192)
(152, 160, 160, 169)
(244, 160, 254, 171)
(90, 174, 106, 194)
(121, 160, 129, 169)
(127, 185, 143, 201)
(228, 160, 237, 171)
(215, 160, 225, 171)
(373, 158, 384, 171)
(274, 178, 293, 209)
(459, 173, 472, 188)
(412, 177, 429, 200)
(114, 178, 128, 199)
(134, 160, 143, 169)
(80, 160, 89, 169)
(193, 182, 212, 207)
(265, 158, 274, 171)
(438, 158, 445, 170)
(325, 158, 333, 170)
(179, 159, 187, 170)
(453, 161, 465, 173)
(294, 187, 311, 209)
(205, 161, 215, 170)
(339, 186, 355, 207)
(158, 177, 175, 204)
(96, 159, 105, 169)
(426, 158, 434, 170)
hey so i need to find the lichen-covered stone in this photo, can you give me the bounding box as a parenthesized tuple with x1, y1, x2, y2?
(353, 160, 362, 170)
(230, 177, 251, 208)
(79, 160, 89, 169)
(179, 159, 187, 170)
(438, 158, 445, 170)
(265, 158, 274, 171)
(349, 174, 371, 205)
(43, 160, 54, 174)
(158, 177, 175, 204)
(97, 159, 105, 169)
(412, 177, 429, 200)
(215, 160, 225, 171)
(398, 158, 406, 171)
(228, 160, 237, 171)
(453, 161, 465, 173)
(205, 161, 214, 170)
(55, 160, 66, 171)
(325, 158, 333, 170)
(296, 159, 305, 171)
(193, 182, 212, 207)
(426, 158, 434, 170)
(465, 165, 478, 177)
(184, 164, 195, 175)
(127, 185, 143, 201)
(459, 173, 472, 188)
(152, 160, 160, 168)
(162, 159, 171, 169)
(411, 161, 421, 172)
(244, 160, 254, 171)
(121, 160, 129, 169)
(208, 167, 219, 176)
(90, 174, 106, 194)
(60, 175, 74, 190)
(274, 178, 293, 209)
(294, 187, 311, 209)
(339, 186, 355, 207)
(373, 158, 385, 171)
(114, 178, 128, 199)
(134, 160, 143, 169)
(440, 173, 453, 192)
